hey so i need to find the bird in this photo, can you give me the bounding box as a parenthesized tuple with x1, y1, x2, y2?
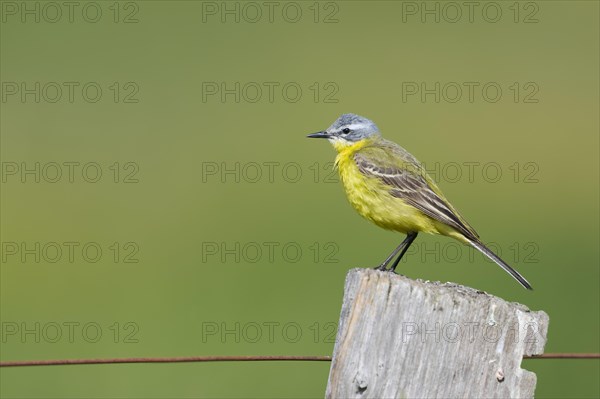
(307, 113, 532, 290)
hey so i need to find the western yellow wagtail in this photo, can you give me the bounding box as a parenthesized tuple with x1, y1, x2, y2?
(307, 113, 532, 290)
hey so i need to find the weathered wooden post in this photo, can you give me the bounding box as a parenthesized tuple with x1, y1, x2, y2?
(326, 269, 549, 399)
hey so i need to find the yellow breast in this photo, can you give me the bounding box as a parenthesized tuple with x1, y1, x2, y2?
(333, 140, 438, 235)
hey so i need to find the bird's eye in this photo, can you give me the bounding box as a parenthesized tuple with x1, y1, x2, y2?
(342, 128, 351, 134)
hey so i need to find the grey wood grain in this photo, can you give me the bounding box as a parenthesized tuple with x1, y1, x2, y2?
(326, 269, 548, 399)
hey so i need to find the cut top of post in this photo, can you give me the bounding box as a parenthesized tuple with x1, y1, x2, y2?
(326, 269, 549, 399)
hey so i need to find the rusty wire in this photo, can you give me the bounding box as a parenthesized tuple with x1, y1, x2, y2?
(1, 353, 599, 367)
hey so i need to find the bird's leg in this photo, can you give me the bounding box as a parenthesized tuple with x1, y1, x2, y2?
(388, 232, 418, 273)
(375, 232, 417, 271)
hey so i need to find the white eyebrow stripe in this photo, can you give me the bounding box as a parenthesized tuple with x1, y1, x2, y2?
(344, 123, 367, 130)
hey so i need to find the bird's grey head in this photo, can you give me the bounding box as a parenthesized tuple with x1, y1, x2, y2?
(307, 113, 381, 146)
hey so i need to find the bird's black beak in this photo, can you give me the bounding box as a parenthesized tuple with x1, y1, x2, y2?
(307, 131, 331, 139)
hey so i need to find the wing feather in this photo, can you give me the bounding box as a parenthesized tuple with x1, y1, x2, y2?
(354, 144, 479, 239)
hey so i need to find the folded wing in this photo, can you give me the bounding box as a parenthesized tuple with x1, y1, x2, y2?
(354, 144, 479, 240)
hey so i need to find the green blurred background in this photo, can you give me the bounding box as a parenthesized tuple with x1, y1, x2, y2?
(1, 1, 598, 398)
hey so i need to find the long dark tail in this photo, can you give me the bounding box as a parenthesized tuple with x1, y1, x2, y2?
(467, 239, 533, 290)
